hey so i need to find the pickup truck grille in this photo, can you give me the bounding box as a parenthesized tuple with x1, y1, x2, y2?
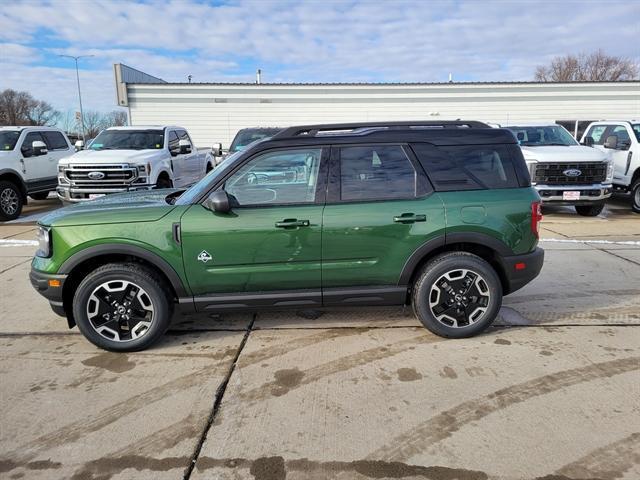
(64, 164, 138, 186)
(533, 163, 607, 185)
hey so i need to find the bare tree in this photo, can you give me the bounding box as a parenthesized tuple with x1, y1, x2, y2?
(103, 110, 128, 127)
(0, 89, 60, 126)
(82, 110, 105, 139)
(535, 50, 639, 82)
(27, 100, 60, 126)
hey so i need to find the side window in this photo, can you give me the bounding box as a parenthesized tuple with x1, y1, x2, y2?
(585, 125, 608, 144)
(412, 144, 519, 191)
(339, 145, 417, 201)
(168, 131, 180, 154)
(226, 148, 322, 206)
(21, 132, 45, 157)
(177, 130, 192, 145)
(610, 125, 631, 146)
(42, 131, 69, 150)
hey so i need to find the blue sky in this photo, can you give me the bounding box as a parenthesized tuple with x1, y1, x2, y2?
(1, 0, 638, 114)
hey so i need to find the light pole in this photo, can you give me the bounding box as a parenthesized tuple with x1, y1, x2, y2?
(58, 54, 94, 143)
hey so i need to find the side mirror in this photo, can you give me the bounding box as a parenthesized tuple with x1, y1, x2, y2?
(211, 143, 223, 156)
(204, 190, 231, 214)
(32, 140, 48, 156)
(604, 135, 618, 149)
(74, 140, 84, 151)
(583, 136, 594, 147)
(178, 139, 192, 154)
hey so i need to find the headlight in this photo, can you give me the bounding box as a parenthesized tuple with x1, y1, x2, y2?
(525, 159, 538, 185)
(606, 160, 614, 183)
(137, 165, 146, 175)
(35, 226, 52, 258)
(58, 165, 65, 173)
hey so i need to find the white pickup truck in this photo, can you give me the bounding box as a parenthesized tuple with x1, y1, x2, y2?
(1, 126, 74, 220)
(580, 120, 640, 213)
(503, 123, 613, 216)
(57, 126, 215, 203)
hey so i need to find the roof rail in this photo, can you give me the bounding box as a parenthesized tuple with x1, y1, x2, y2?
(272, 120, 490, 139)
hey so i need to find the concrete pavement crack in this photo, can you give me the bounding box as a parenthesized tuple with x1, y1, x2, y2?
(182, 312, 256, 480)
(0, 258, 31, 275)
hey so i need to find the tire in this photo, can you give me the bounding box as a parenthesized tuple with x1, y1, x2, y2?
(72, 263, 173, 352)
(0, 181, 23, 221)
(206, 163, 213, 173)
(575, 203, 605, 217)
(30, 191, 50, 201)
(155, 177, 173, 189)
(631, 178, 640, 214)
(412, 252, 502, 338)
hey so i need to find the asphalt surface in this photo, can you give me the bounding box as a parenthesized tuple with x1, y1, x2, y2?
(0, 197, 639, 480)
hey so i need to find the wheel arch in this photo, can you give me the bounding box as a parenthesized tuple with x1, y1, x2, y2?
(0, 169, 28, 200)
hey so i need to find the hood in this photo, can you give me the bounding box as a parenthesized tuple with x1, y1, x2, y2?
(59, 149, 164, 165)
(40, 189, 181, 227)
(520, 145, 608, 163)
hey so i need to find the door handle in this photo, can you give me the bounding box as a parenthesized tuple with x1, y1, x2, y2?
(393, 213, 426, 224)
(275, 219, 310, 228)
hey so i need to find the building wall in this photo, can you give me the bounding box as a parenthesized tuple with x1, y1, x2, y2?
(124, 82, 640, 148)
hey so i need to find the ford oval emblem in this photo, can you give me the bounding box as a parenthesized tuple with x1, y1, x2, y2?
(563, 169, 582, 177)
(87, 171, 106, 180)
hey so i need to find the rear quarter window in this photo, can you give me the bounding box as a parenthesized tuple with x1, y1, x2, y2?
(411, 143, 522, 191)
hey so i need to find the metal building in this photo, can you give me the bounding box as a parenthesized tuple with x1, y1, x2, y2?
(114, 64, 640, 148)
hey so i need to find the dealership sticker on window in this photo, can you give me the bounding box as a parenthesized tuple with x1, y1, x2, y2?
(562, 191, 580, 200)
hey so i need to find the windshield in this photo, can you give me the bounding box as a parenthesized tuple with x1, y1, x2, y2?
(229, 128, 281, 153)
(505, 125, 578, 146)
(632, 124, 640, 142)
(175, 150, 244, 205)
(90, 130, 165, 150)
(0, 131, 20, 151)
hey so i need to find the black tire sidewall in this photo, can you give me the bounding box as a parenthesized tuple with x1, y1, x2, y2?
(575, 203, 604, 216)
(632, 179, 640, 213)
(0, 181, 23, 220)
(412, 253, 502, 338)
(73, 266, 171, 352)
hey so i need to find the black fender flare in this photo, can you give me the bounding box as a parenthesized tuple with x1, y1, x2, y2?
(58, 243, 189, 297)
(0, 168, 27, 199)
(397, 232, 513, 285)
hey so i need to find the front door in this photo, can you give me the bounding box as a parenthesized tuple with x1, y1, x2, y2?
(180, 146, 328, 309)
(321, 144, 446, 302)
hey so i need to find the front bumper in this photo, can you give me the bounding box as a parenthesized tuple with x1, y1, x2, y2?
(29, 267, 68, 317)
(56, 184, 154, 203)
(534, 183, 612, 205)
(499, 247, 544, 295)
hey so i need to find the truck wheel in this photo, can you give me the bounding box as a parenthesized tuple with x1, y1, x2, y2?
(632, 179, 640, 214)
(156, 177, 173, 189)
(30, 192, 50, 201)
(0, 181, 23, 221)
(206, 163, 213, 173)
(72, 263, 173, 352)
(412, 252, 502, 338)
(575, 203, 604, 217)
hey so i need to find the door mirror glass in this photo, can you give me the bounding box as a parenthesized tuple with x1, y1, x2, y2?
(583, 136, 594, 147)
(178, 139, 192, 154)
(32, 140, 48, 156)
(212, 143, 223, 156)
(204, 190, 231, 213)
(74, 140, 84, 151)
(604, 135, 618, 149)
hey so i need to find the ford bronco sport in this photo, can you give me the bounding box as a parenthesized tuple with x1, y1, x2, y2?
(31, 121, 544, 352)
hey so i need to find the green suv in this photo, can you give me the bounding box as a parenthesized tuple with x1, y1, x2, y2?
(31, 121, 544, 351)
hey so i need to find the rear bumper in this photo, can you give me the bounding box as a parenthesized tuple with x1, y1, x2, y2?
(29, 268, 68, 317)
(499, 247, 544, 295)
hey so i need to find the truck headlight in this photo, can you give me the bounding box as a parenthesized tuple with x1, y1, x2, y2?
(606, 160, 614, 183)
(35, 226, 52, 258)
(525, 159, 538, 185)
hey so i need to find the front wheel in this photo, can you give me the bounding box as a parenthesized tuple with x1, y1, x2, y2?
(575, 203, 605, 217)
(0, 181, 23, 221)
(155, 177, 173, 189)
(412, 252, 502, 338)
(631, 179, 640, 214)
(72, 263, 173, 352)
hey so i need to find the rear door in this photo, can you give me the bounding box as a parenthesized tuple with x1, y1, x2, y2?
(41, 130, 72, 178)
(167, 130, 187, 186)
(321, 144, 446, 304)
(176, 129, 202, 184)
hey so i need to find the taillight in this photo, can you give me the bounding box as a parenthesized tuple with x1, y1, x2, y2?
(531, 201, 543, 238)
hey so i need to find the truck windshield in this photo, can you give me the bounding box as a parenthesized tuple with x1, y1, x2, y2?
(505, 125, 578, 146)
(90, 130, 165, 150)
(229, 128, 282, 153)
(0, 131, 20, 151)
(632, 124, 640, 142)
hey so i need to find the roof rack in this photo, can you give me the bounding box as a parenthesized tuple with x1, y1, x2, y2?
(272, 120, 490, 139)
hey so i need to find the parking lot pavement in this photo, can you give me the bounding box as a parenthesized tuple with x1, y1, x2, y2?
(0, 204, 638, 480)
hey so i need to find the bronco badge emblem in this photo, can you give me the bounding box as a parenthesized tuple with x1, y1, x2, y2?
(197, 250, 212, 263)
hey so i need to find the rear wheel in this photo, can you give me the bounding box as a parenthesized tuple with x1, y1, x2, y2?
(575, 203, 605, 217)
(412, 252, 502, 338)
(631, 179, 640, 214)
(0, 181, 23, 221)
(72, 263, 173, 352)
(30, 191, 50, 201)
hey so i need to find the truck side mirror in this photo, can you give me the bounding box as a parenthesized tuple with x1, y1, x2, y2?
(178, 139, 192, 154)
(211, 143, 223, 156)
(32, 140, 48, 156)
(74, 140, 84, 151)
(203, 190, 231, 214)
(583, 136, 594, 147)
(604, 135, 618, 149)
